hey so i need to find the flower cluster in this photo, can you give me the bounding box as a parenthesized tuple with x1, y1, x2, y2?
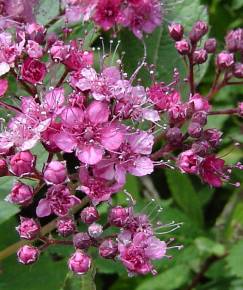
(64, 0, 162, 38)
(0, 5, 242, 278)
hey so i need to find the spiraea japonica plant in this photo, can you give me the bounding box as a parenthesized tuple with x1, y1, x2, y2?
(0, 0, 243, 288)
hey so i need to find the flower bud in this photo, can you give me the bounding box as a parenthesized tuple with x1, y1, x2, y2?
(188, 122, 203, 138)
(239, 102, 243, 116)
(189, 21, 208, 43)
(16, 217, 40, 240)
(57, 217, 76, 237)
(191, 111, 207, 125)
(43, 161, 67, 185)
(216, 51, 234, 70)
(168, 23, 184, 41)
(7, 182, 34, 206)
(10, 151, 35, 177)
(42, 122, 61, 153)
(68, 250, 91, 275)
(193, 49, 208, 64)
(225, 29, 243, 52)
(21, 58, 47, 85)
(204, 38, 217, 53)
(108, 206, 130, 227)
(203, 129, 222, 147)
(175, 39, 190, 55)
(165, 127, 183, 147)
(80, 206, 99, 224)
(17, 245, 39, 265)
(88, 223, 103, 238)
(73, 232, 92, 250)
(233, 63, 243, 78)
(177, 150, 200, 174)
(99, 239, 118, 259)
(192, 141, 211, 155)
(0, 159, 8, 176)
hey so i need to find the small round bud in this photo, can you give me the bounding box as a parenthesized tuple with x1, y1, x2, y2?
(165, 127, 183, 147)
(168, 23, 184, 41)
(204, 38, 217, 53)
(108, 206, 130, 227)
(68, 250, 91, 275)
(216, 51, 234, 70)
(7, 182, 34, 206)
(189, 21, 208, 43)
(225, 29, 243, 52)
(80, 206, 99, 224)
(16, 217, 40, 240)
(193, 49, 208, 64)
(43, 161, 67, 185)
(192, 141, 211, 155)
(191, 111, 207, 126)
(17, 245, 39, 265)
(73, 232, 92, 250)
(175, 39, 190, 55)
(0, 159, 8, 176)
(188, 122, 203, 138)
(99, 239, 118, 259)
(177, 150, 200, 174)
(88, 223, 103, 238)
(57, 217, 76, 237)
(233, 63, 243, 78)
(10, 151, 35, 176)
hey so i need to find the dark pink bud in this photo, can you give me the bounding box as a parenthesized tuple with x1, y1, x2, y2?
(192, 141, 211, 155)
(188, 122, 203, 138)
(233, 63, 243, 78)
(73, 232, 92, 250)
(177, 150, 200, 174)
(43, 161, 67, 185)
(88, 223, 103, 238)
(204, 38, 217, 53)
(68, 250, 91, 275)
(42, 122, 62, 153)
(216, 51, 234, 70)
(17, 245, 39, 265)
(99, 239, 118, 259)
(193, 49, 208, 64)
(175, 39, 190, 55)
(21, 58, 47, 85)
(16, 217, 40, 240)
(7, 182, 34, 206)
(108, 206, 129, 227)
(191, 111, 207, 125)
(225, 29, 243, 52)
(165, 127, 183, 147)
(203, 129, 222, 147)
(10, 151, 35, 177)
(168, 23, 184, 41)
(56, 217, 76, 237)
(25, 23, 45, 44)
(189, 21, 208, 43)
(80, 206, 99, 224)
(0, 159, 8, 176)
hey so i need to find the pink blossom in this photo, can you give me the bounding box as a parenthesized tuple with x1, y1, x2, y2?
(16, 217, 40, 240)
(21, 58, 47, 85)
(68, 250, 91, 275)
(10, 151, 36, 177)
(7, 182, 34, 206)
(189, 93, 211, 112)
(26, 40, 43, 58)
(36, 185, 80, 217)
(17, 245, 39, 265)
(43, 161, 67, 185)
(177, 150, 200, 174)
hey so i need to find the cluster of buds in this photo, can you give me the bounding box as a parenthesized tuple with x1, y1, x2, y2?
(0, 2, 242, 278)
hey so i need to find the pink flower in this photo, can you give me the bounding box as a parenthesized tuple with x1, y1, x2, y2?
(26, 40, 43, 58)
(7, 182, 34, 206)
(56, 217, 76, 237)
(199, 155, 226, 187)
(177, 150, 200, 174)
(21, 58, 47, 85)
(148, 83, 181, 111)
(189, 93, 211, 112)
(93, 0, 121, 31)
(118, 0, 162, 39)
(36, 185, 80, 217)
(54, 101, 124, 165)
(10, 151, 36, 177)
(17, 245, 39, 265)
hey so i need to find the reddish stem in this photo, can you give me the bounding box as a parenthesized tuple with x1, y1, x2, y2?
(208, 108, 239, 115)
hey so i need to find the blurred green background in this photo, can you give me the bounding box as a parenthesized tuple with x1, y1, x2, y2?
(1, 0, 243, 289)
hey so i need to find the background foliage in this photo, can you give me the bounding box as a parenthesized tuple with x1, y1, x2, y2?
(0, 0, 243, 289)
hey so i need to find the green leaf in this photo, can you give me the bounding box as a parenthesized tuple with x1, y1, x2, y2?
(60, 270, 96, 290)
(135, 265, 191, 290)
(120, 0, 208, 89)
(165, 170, 204, 227)
(36, 0, 60, 25)
(226, 240, 243, 278)
(195, 237, 226, 257)
(0, 201, 19, 225)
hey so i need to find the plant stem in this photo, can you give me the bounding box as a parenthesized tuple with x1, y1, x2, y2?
(208, 108, 239, 115)
(0, 101, 21, 113)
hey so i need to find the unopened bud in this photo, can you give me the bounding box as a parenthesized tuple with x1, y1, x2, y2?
(17, 245, 39, 265)
(204, 38, 217, 53)
(80, 206, 99, 224)
(175, 39, 190, 55)
(10, 151, 35, 177)
(189, 21, 208, 43)
(68, 250, 91, 275)
(16, 217, 40, 240)
(233, 63, 243, 78)
(108, 206, 130, 227)
(168, 23, 184, 41)
(99, 239, 118, 259)
(57, 216, 76, 237)
(73, 232, 92, 250)
(216, 51, 234, 70)
(43, 161, 67, 185)
(193, 49, 208, 64)
(165, 127, 183, 147)
(188, 122, 203, 138)
(88, 223, 103, 238)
